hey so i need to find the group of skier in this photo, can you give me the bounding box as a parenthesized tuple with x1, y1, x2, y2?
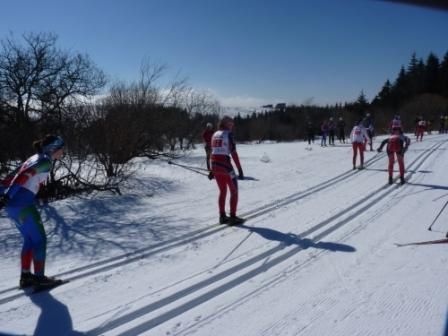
(307, 117, 347, 146)
(351, 114, 411, 185)
(0, 110, 435, 291)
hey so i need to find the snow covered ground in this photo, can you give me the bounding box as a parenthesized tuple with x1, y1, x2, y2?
(1, 132, 447, 336)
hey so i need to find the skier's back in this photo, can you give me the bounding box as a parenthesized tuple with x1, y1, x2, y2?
(377, 128, 410, 184)
(350, 121, 369, 170)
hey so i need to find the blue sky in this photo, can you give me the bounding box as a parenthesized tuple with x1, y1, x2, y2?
(1, 0, 447, 108)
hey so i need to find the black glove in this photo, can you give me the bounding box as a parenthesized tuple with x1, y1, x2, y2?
(208, 171, 214, 180)
(377, 148, 381, 153)
(238, 168, 244, 180)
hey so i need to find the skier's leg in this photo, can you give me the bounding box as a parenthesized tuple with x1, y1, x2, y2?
(11, 211, 33, 272)
(360, 145, 365, 167)
(214, 174, 228, 216)
(388, 154, 394, 178)
(352, 143, 357, 168)
(397, 154, 405, 177)
(227, 174, 239, 216)
(205, 147, 211, 171)
(20, 207, 47, 276)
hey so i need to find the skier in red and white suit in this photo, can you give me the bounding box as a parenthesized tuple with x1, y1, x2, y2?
(350, 121, 369, 170)
(210, 116, 245, 225)
(377, 128, 411, 185)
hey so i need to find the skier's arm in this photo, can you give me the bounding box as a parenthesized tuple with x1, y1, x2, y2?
(6, 159, 51, 200)
(229, 133, 243, 179)
(403, 136, 411, 153)
(363, 129, 370, 142)
(377, 138, 388, 152)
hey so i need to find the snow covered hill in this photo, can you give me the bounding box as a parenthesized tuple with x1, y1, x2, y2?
(1, 134, 447, 336)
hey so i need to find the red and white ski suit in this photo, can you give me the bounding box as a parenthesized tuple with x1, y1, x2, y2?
(350, 125, 369, 168)
(211, 129, 243, 216)
(416, 120, 426, 142)
(378, 133, 411, 178)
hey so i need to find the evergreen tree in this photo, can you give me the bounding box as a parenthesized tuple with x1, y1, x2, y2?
(390, 66, 408, 107)
(407, 52, 425, 95)
(439, 51, 448, 97)
(424, 53, 440, 94)
(373, 80, 392, 106)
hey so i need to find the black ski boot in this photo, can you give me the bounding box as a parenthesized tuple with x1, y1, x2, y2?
(34, 275, 62, 287)
(19, 272, 37, 289)
(219, 213, 230, 224)
(229, 215, 245, 226)
(400, 176, 405, 185)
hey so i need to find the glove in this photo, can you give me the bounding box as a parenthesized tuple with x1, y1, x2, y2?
(377, 148, 381, 153)
(208, 171, 214, 180)
(238, 168, 244, 180)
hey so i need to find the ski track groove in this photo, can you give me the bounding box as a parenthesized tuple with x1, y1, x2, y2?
(85, 139, 445, 335)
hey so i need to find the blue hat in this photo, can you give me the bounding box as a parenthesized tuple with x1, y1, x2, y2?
(42, 136, 65, 154)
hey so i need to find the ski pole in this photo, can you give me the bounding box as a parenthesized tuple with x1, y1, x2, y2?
(167, 160, 209, 176)
(428, 199, 448, 231)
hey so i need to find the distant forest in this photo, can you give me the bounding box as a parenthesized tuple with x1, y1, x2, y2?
(234, 51, 448, 142)
(0, 33, 447, 197)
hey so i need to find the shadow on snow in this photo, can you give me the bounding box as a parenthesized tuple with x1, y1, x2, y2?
(237, 225, 356, 252)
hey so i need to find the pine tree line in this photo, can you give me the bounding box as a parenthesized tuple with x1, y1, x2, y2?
(232, 51, 448, 142)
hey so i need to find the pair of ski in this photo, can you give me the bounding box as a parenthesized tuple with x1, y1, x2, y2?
(22, 279, 69, 294)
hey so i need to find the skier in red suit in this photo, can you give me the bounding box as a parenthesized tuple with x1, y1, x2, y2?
(210, 116, 245, 225)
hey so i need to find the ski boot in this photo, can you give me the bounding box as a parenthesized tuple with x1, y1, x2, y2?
(229, 215, 245, 226)
(219, 213, 230, 224)
(34, 275, 63, 287)
(400, 176, 405, 185)
(33, 275, 65, 292)
(388, 176, 393, 185)
(19, 272, 37, 289)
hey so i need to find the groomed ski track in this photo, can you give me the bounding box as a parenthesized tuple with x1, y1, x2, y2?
(0, 143, 389, 305)
(0, 135, 447, 336)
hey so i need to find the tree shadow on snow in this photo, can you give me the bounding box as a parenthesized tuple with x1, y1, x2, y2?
(238, 225, 356, 252)
(0, 174, 192, 259)
(37, 196, 190, 259)
(29, 291, 85, 336)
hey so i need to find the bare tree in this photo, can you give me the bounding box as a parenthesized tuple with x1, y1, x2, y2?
(0, 32, 106, 125)
(180, 88, 221, 148)
(0, 32, 106, 158)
